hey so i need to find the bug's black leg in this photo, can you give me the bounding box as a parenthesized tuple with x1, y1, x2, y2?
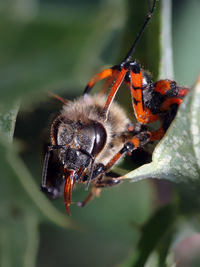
(95, 176, 122, 188)
(93, 169, 122, 188)
(81, 163, 105, 183)
(77, 173, 121, 207)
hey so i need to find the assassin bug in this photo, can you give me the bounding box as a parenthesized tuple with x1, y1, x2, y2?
(41, 0, 189, 215)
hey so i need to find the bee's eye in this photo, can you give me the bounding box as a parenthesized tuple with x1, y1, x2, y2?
(91, 122, 107, 156)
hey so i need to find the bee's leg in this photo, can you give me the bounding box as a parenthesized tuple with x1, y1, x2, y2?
(95, 176, 122, 188)
(78, 173, 122, 207)
(77, 186, 101, 207)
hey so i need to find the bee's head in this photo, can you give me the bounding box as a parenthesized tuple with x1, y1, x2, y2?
(54, 118, 107, 171)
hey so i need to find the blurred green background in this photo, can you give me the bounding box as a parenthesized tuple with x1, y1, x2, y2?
(0, 0, 200, 266)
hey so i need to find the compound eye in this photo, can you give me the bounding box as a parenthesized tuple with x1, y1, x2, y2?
(91, 122, 107, 156)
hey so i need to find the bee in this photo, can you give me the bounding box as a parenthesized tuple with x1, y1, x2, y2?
(41, 0, 189, 215)
(41, 94, 142, 215)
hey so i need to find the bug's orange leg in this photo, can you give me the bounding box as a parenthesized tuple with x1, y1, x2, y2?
(105, 131, 151, 171)
(150, 127, 165, 141)
(154, 80, 189, 98)
(178, 87, 189, 97)
(83, 68, 115, 95)
(160, 97, 183, 111)
(78, 126, 165, 195)
(147, 105, 183, 142)
(104, 124, 172, 173)
(103, 67, 128, 119)
(129, 69, 159, 124)
(98, 69, 119, 96)
(154, 80, 174, 95)
(129, 66, 144, 117)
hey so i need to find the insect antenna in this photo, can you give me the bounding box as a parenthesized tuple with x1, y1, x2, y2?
(122, 0, 157, 63)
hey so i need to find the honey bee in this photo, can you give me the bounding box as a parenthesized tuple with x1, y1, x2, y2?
(41, 94, 147, 215)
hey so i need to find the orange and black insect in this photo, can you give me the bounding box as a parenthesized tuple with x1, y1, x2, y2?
(41, 0, 189, 215)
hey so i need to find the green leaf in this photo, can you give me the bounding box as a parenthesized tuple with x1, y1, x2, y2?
(0, 9, 92, 103)
(0, 140, 75, 226)
(129, 205, 176, 267)
(0, 212, 39, 267)
(0, 102, 19, 142)
(0, 140, 77, 266)
(124, 76, 200, 183)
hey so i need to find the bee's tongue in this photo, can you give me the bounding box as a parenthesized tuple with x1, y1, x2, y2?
(64, 170, 76, 216)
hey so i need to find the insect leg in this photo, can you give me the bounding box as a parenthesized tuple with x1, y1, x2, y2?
(154, 80, 189, 98)
(149, 101, 183, 142)
(78, 172, 121, 207)
(178, 87, 189, 98)
(129, 65, 159, 124)
(103, 67, 128, 118)
(105, 131, 151, 171)
(153, 80, 189, 136)
(83, 68, 116, 95)
(160, 97, 183, 111)
(98, 70, 119, 96)
(95, 176, 121, 188)
(77, 186, 101, 207)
